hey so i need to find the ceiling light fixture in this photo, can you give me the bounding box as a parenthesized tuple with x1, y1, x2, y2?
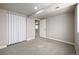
(34, 6, 38, 10)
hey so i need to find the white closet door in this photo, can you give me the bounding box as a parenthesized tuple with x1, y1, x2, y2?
(8, 12, 26, 45)
(18, 16, 26, 42)
(8, 13, 14, 44)
(40, 19, 46, 38)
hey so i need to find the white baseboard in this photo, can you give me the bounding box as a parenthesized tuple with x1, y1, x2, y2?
(46, 37, 74, 45)
(40, 36, 46, 38)
(27, 37, 35, 41)
(0, 45, 7, 49)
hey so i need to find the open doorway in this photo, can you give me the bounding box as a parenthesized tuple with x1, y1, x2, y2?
(35, 20, 40, 39)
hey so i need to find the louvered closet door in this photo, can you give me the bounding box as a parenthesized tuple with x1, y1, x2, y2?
(8, 12, 26, 45)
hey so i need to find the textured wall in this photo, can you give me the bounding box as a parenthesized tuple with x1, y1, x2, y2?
(75, 4, 79, 54)
(40, 19, 46, 38)
(26, 18, 35, 40)
(0, 9, 7, 46)
(46, 13, 74, 44)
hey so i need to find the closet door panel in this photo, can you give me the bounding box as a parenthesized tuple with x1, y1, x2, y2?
(8, 12, 26, 45)
(22, 17, 26, 41)
(8, 13, 13, 44)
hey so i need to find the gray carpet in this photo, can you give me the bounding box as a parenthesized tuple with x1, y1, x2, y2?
(0, 37, 76, 55)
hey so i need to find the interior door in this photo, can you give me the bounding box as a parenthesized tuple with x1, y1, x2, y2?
(40, 19, 46, 38)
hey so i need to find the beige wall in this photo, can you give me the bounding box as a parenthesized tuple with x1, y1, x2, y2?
(0, 9, 7, 46)
(75, 4, 79, 54)
(46, 13, 74, 44)
(26, 17, 35, 40)
(40, 19, 46, 38)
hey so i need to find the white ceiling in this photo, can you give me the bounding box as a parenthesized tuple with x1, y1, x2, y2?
(0, 3, 53, 15)
(31, 3, 76, 19)
(0, 3, 76, 19)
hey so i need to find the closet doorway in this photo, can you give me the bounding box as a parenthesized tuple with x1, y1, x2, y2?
(35, 20, 40, 39)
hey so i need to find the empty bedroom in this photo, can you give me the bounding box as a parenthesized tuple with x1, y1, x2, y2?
(0, 3, 79, 55)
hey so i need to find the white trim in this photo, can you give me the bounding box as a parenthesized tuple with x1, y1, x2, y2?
(46, 37, 74, 45)
(40, 36, 46, 38)
(27, 37, 35, 41)
(0, 45, 7, 49)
